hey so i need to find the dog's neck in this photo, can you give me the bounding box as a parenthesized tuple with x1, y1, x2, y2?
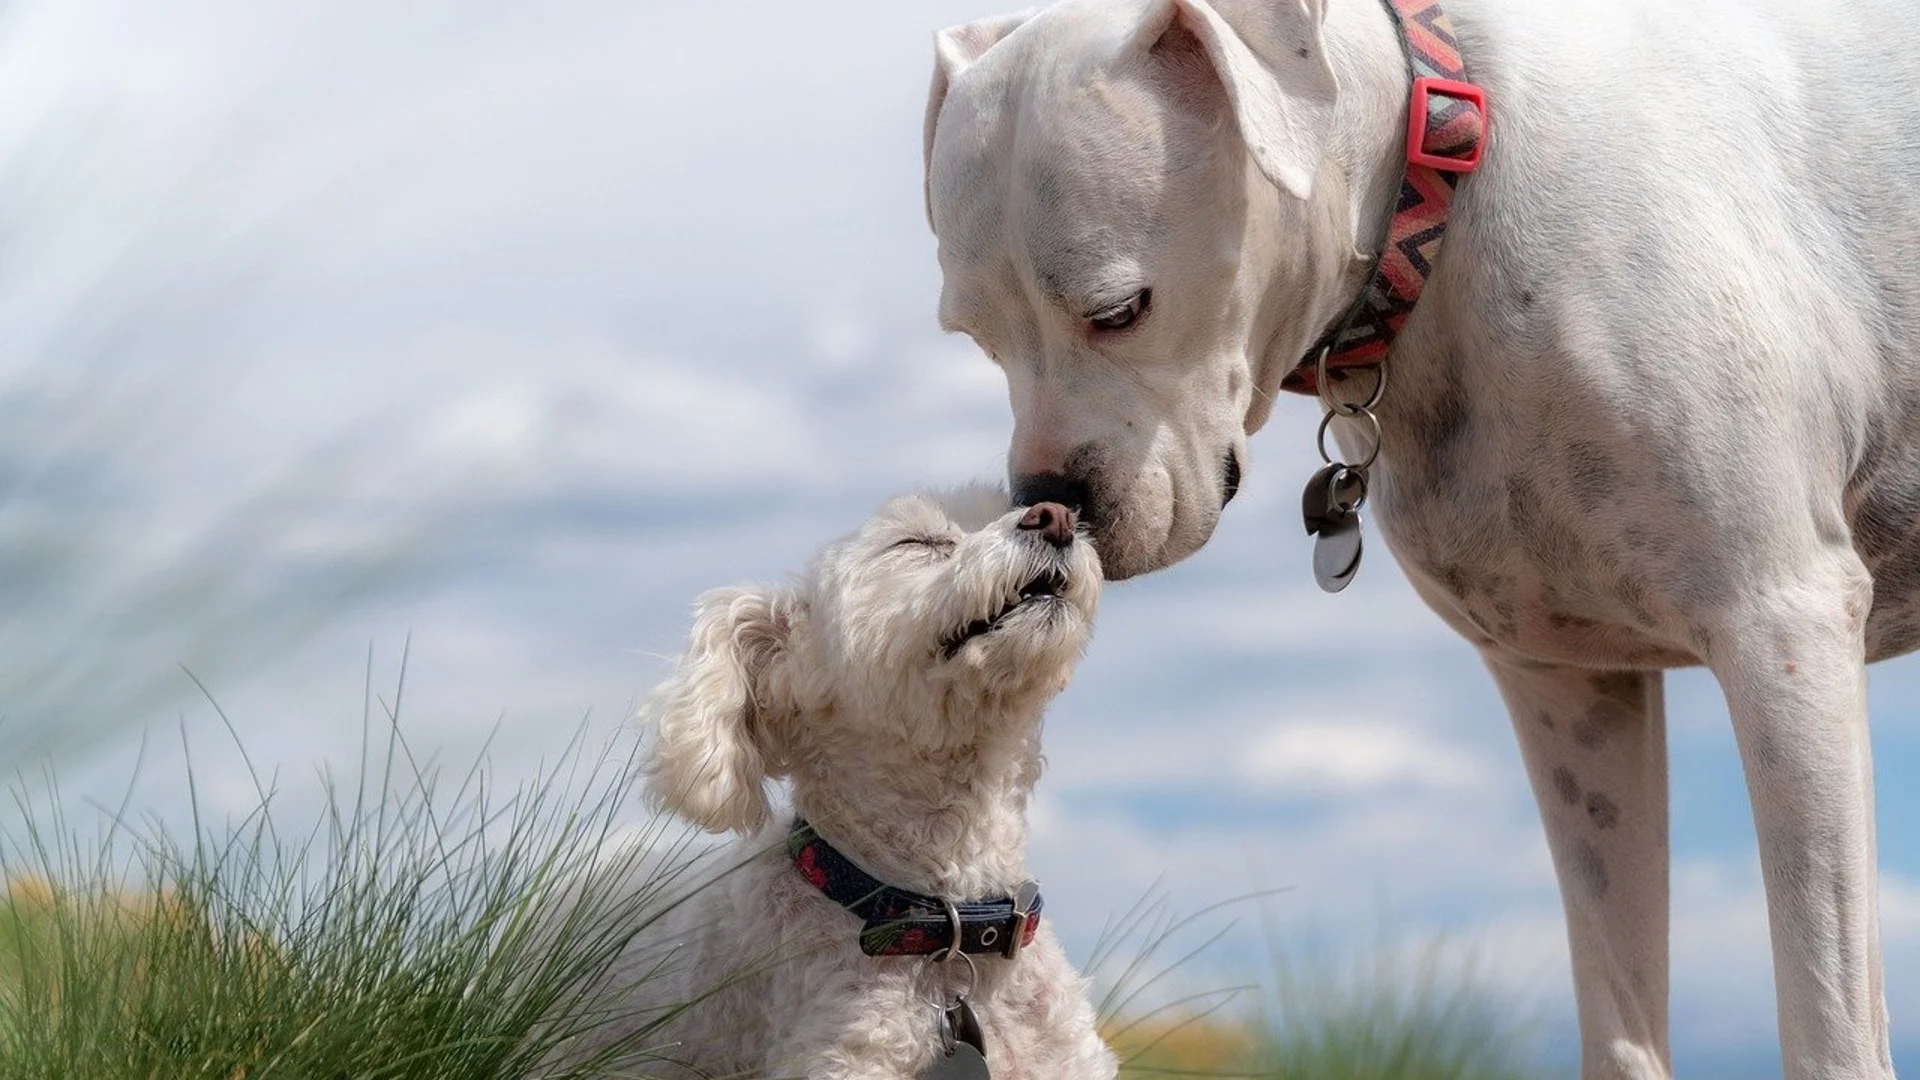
(783, 694, 1048, 902)
(1244, 0, 1419, 414)
(1334, 0, 1426, 240)
(1313, 0, 1433, 338)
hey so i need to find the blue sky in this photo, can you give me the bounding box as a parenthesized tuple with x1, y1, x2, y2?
(0, 1, 1914, 1072)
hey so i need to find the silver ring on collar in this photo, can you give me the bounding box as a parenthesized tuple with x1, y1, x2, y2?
(920, 949, 979, 1010)
(1315, 347, 1388, 415)
(1327, 465, 1369, 515)
(935, 899, 963, 963)
(921, 899, 980, 1004)
(1316, 408, 1382, 471)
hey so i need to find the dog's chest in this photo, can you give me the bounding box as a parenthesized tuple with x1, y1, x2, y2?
(1371, 470, 1695, 668)
(1356, 378, 1701, 669)
(1358, 353, 1920, 669)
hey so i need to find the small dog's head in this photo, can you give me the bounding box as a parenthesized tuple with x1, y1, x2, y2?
(641, 486, 1102, 834)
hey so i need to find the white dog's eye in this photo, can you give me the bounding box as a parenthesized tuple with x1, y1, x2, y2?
(1088, 289, 1149, 333)
(889, 536, 955, 556)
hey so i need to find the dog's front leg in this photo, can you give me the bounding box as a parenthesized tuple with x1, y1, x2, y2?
(1485, 657, 1671, 1080)
(1701, 565, 1894, 1080)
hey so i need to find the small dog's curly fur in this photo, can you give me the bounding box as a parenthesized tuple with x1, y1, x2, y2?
(595, 486, 1117, 1079)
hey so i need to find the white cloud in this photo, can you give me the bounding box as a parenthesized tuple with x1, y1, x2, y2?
(1237, 719, 1493, 794)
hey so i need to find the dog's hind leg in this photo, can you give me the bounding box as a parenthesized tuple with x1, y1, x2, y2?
(1699, 558, 1894, 1080)
(1485, 657, 1672, 1080)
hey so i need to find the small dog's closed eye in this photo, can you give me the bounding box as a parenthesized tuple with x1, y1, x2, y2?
(567, 485, 1116, 1080)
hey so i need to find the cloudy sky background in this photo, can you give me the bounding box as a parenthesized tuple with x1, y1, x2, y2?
(0, 1, 1914, 1073)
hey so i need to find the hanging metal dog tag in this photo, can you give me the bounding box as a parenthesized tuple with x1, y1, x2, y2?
(1301, 463, 1365, 593)
(1313, 517, 1364, 592)
(1300, 462, 1345, 537)
(921, 997, 990, 1080)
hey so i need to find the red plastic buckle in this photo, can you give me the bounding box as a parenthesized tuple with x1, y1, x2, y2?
(1405, 76, 1487, 172)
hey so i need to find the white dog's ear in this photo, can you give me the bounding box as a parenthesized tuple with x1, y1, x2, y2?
(1146, 0, 1337, 200)
(641, 585, 797, 835)
(923, 10, 1036, 229)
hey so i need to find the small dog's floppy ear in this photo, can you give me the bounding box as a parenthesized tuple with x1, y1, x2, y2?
(1143, 0, 1337, 200)
(923, 10, 1036, 230)
(641, 585, 796, 835)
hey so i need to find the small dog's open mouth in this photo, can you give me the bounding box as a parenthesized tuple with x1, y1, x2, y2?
(940, 568, 1070, 659)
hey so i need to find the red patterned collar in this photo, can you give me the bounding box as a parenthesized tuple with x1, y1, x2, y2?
(787, 820, 1043, 959)
(1283, 0, 1488, 396)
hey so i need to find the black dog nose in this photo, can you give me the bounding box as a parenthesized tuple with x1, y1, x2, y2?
(1017, 502, 1077, 548)
(1012, 472, 1090, 516)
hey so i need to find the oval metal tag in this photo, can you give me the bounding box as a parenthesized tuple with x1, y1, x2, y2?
(920, 1042, 990, 1080)
(1312, 514, 1364, 593)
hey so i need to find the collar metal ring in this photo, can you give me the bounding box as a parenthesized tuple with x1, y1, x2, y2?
(935, 899, 963, 963)
(920, 946, 979, 1010)
(1316, 348, 1389, 416)
(1329, 465, 1370, 515)
(1316, 407, 1383, 471)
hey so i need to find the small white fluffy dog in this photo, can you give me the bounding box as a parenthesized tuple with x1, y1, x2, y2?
(604, 487, 1115, 1079)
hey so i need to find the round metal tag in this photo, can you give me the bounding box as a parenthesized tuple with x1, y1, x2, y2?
(1312, 515, 1364, 593)
(920, 1042, 990, 1080)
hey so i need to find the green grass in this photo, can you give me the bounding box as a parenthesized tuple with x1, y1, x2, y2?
(2, 671, 1551, 1080)
(1249, 931, 1549, 1080)
(0, 665, 742, 1080)
(1091, 889, 1550, 1080)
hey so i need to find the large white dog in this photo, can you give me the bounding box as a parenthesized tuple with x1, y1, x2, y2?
(921, 1, 1917, 1077)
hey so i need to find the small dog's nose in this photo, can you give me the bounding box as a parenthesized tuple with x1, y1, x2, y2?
(1018, 502, 1076, 548)
(1012, 472, 1089, 516)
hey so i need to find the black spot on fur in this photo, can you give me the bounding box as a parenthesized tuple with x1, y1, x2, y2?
(1572, 840, 1610, 898)
(1491, 597, 1518, 640)
(1551, 766, 1580, 806)
(1668, 554, 1732, 609)
(1547, 612, 1599, 632)
(1572, 697, 1637, 749)
(1401, 353, 1471, 488)
(1563, 442, 1618, 512)
(1585, 792, 1620, 829)
(1519, 290, 1536, 308)
(1590, 672, 1644, 707)
(1505, 475, 1588, 570)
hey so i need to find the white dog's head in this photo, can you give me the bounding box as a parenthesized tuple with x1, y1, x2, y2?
(924, 0, 1361, 578)
(641, 486, 1102, 835)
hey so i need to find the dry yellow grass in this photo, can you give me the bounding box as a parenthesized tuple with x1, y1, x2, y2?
(1105, 1014, 1263, 1075)
(3, 876, 55, 912)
